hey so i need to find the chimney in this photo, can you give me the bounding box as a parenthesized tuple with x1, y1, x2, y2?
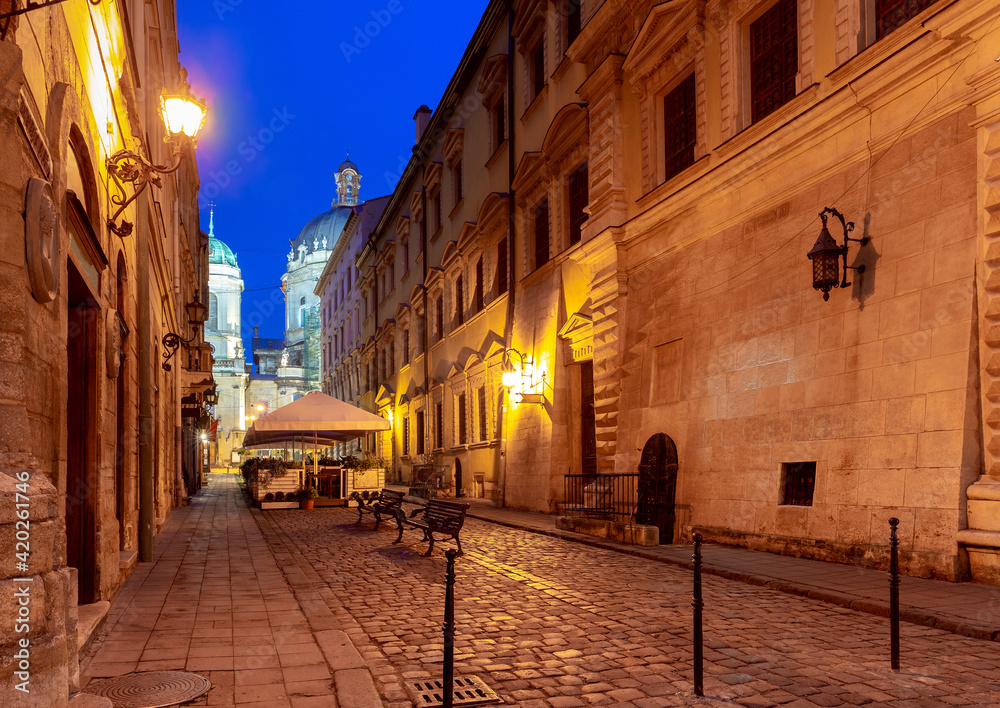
(414, 105, 432, 144)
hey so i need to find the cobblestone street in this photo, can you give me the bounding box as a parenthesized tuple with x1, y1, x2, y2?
(264, 504, 1000, 708)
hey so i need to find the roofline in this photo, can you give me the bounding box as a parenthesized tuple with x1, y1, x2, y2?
(363, 0, 509, 262)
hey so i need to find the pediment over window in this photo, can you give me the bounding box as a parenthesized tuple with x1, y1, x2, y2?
(395, 216, 410, 238)
(624, 0, 705, 85)
(447, 362, 465, 380)
(477, 192, 510, 237)
(441, 240, 461, 269)
(407, 283, 426, 305)
(395, 302, 411, 321)
(423, 162, 443, 190)
(410, 191, 423, 218)
(458, 222, 479, 250)
(376, 383, 395, 404)
(425, 266, 445, 290)
(483, 333, 507, 361)
(559, 305, 595, 365)
(443, 129, 464, 163)
(479, 55, 509, 104)
(513, 0, 547, 52)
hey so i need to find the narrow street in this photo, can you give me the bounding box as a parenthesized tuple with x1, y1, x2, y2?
(266, 497, 1000, 707)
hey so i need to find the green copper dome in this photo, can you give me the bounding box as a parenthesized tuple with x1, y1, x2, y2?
(209, 236, 238, 267)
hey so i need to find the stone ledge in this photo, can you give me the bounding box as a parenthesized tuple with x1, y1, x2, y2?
(556, 516, 659, 546)
(76, 601, 110, 657)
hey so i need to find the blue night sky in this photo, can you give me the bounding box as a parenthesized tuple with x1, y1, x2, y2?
(177, 0, 490, 345)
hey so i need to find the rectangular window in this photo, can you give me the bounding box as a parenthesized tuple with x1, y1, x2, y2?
(454, 160, 463, 204)
(493, 98, 506, 149)
(478, 386, 487, 441)
(497, 238, 509, 294)
(403, 416, 410, 456)
(567, 0, 582, 45)
(434, 402, 443, 449)
(435, 295, 444, 341)
(534, 198, 550, 269)
(474, 258, 484, 313)
(455, 276, 465, 327)
(531, 41, 546, 98)
(416, 411, 425, 455)
(875, 0, 933, 40)
(664, 73, 697, 181)
(433, 191, 442, 232)
(780, 461, 816, 506)
(750, 0, 798, 124)
(402, 328, 410, 365)
(567, 163, 588, 246)
(457, 393, 467, 445)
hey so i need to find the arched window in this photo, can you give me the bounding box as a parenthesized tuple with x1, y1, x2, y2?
(299, 296, 306, 328)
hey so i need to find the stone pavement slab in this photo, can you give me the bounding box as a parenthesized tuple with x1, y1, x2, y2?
(80, 474, 381, 707)
(267, 500, 1000, 707)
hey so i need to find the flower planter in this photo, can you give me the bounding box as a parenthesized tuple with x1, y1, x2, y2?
(299, 499, 315, 510)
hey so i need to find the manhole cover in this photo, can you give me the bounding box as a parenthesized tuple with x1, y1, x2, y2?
(86, 671, 211, 707)
(628, 581, 690, 593)
(408, 676, 501, 707)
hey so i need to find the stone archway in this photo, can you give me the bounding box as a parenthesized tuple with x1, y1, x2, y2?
(636, 433, 678, 544)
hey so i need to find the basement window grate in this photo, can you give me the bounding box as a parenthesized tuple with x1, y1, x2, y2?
(408, 676, 502, 707)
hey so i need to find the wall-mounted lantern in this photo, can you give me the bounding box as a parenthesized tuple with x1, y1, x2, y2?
(203, 388, 219, 407)
(501, 348, 543, 405)
(162, 290, 208, 371)
(107, 68, 207, 239)
(807, 207, 869, 301)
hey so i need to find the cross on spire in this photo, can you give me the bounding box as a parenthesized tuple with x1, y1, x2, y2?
(208, 202, 215, 238)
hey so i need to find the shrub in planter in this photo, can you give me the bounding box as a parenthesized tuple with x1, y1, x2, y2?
(264, 493, 275, 502)
(298, 487, 319, 509)
(274, 491, 285, 502)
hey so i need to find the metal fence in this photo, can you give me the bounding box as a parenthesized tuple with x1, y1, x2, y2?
(562, 473, 638, 523)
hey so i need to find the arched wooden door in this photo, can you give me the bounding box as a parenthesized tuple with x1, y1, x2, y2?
(636, 433, 678, 544)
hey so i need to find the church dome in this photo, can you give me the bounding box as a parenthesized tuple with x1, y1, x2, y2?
(292, 206, 353, 255)
(339, 157, 359, 173)
(209, 236, 238, 268)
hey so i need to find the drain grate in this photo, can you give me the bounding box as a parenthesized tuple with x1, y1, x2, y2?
(408, 676, 502, 707)
(85, 670, 211, 708)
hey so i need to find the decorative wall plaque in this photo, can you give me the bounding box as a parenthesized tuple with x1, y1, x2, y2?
(24, 177, 59, 304)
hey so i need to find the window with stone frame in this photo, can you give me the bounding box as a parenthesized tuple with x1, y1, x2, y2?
(663, 72, 697, 181)
(434, 400, 444, 450)
(750, 0, 798, 124)
(480, 55, 508, 158)
(533, 198, 550, 270)
(403, 416, 410, 456)
(416, 409, 426, 455)
(400, 235, 410, 275)
(457, 392, 468, 445)
(444, 129, 465, 211)
(566, 163, 588, 246)
(402, 326, 410, 366)
(530, 38, 547, 101)
(424, 163, 443, 237)
(453, 159, 463, 207)
(473, 257, 485, 314)
(432, 189, 443, 234)
(454, 275, 465, 327)
(780, 461, 816, 506)
(435, 294, 444, 342)
(497, 237, 509, 295)
(477, 386, 488, 442)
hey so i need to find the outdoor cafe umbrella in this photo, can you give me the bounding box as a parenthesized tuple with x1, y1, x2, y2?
(241, 391, 391, 490)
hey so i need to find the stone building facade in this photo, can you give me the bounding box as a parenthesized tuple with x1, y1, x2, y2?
(340, 0, 1000, 584)
(316, 194, 389, 459)
(0, 1, 209, 704)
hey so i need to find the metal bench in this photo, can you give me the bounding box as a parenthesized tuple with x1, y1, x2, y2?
(395, 499, 470, 556)
(350, 489, 405, 531)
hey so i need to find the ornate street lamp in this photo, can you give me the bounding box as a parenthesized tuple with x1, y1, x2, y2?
(162, 290, 208, 371)
(107, 68, 207, 239)
(501, 348, 543, 405)
(203, 388, 219, 407)
(807, 207, 869, 301)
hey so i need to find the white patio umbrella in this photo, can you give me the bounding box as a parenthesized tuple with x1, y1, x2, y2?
(242, 391, 391, 493)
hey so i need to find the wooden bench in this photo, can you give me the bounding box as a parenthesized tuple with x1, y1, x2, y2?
(395, 499, 470, 556)
(350, 489, 405, 531)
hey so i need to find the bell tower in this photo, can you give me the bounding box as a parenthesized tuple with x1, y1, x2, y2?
(334, 151, 361, 207)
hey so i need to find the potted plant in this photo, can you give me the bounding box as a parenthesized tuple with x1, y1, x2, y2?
(298, 486, 319, 510)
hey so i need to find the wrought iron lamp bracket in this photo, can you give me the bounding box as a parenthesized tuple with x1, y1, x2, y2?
(161, 331, 195, 372)
(106, 145, 184, 240)
(819, 207, 870, 289)
(1, 0, 102, 41)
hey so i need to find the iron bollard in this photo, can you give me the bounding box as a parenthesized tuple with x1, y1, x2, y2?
(693, 532, 704, 697)
(443, 548, 457, 708)
(889, 517, 900, 672)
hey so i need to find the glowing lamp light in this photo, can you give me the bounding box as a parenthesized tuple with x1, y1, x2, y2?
(160, 71, 207, 143)
(501, 369, 520, 390)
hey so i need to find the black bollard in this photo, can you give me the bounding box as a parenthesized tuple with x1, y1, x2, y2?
(443, 548, 457, 708)
(693, 532, 704, 697)
(889, 518, 900, 672)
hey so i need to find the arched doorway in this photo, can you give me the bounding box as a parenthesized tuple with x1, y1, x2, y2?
(636, 433, 678, 544)
(454, 458, 463, 498)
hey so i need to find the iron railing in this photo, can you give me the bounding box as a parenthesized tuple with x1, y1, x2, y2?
(562, 473, 638, 523)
